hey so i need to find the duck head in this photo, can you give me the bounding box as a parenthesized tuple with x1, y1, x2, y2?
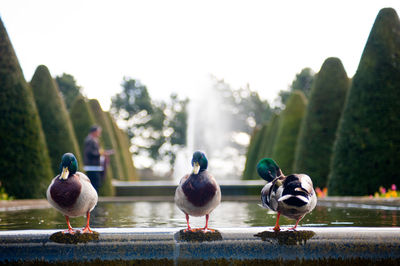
(59, 153, 78, 180)
(191, 151, 208, 175)
(257, 158, 282, 182)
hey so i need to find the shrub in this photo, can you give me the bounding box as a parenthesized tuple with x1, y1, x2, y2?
(117, 127, 138, 181)
(242, 125, 266, 180)
(69, 95, 96, 156)
(0, 18, 53, 198)
(30, 65, 83, 174)
(89, 99, 125, 196)
(272, 90, 307, 174)
(328, 8, 400, 195)
(294, 58, 349, 187)
(258, 113, 280, 159)
(105, 112, 138, 181)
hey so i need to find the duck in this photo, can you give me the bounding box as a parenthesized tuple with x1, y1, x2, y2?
(257, 158, 317, 231)
(175, 151, 221, 232)
(47, 153, 98, 234)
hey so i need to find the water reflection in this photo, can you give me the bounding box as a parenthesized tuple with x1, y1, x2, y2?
(1, 201, 399, 230)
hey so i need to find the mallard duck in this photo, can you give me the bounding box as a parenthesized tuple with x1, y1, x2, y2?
(257, 158, 317, 231)
(47, 153, 98, 234)
(175, 151, 221, 232)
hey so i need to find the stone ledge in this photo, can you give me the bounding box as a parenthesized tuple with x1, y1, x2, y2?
(1, 227, 399, 264)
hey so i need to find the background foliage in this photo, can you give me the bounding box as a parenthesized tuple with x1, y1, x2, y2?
(272, 90, 307, 174)
(31, 65, 83, 175)
(111, 78, 189, 168)
(328, 8, 400, 195)
(294, 58, 349, 188)
(0, 19, 53, 198)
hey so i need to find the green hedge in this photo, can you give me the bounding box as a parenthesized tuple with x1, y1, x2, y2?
(89, 99, 123, 196)
(105, 112, 138, 181)
(258, 113, 280, 159)
(117, 127, 138, 180)
(328, 8, 400, 195)
(242, 125, 266, 180)
(0, 19, 53, 198)
(69, 95, 96, 157)
(294, 58, 349, 188)
(30, 65, 83, 175)
(272, 90, 307, 174)
(89, 100, 124, 180)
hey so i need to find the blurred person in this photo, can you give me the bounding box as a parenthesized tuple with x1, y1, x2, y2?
(83, 125, 113, 192)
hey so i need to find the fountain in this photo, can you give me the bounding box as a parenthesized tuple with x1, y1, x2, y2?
(173, 80, 245, 183)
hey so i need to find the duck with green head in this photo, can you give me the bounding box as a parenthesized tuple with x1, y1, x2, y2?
(175, 151, 221, 232)
(46, 153, 98, 234)
(257, 158, 317, 231)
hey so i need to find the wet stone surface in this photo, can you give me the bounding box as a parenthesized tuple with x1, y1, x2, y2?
(254, 230, 316, 245)
(175, 229, 223, 242)
(1, 227, 400, 264)
(49, 231, 100, 244)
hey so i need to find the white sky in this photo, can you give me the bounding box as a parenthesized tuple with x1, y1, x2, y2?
(1, 1, 399, 111)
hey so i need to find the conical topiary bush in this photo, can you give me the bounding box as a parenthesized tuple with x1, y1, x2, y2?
(31, 65, 83, 174)
(272, 90, 307, 174)
(69, 95, 96, 156)
(89, 100, 124, 180)
(294, 58, 349, 188)
(117, 127, 138, 181)
(242, 125, 266, 180)
(89, 99, 124, 196)
(328, 8, 400, 196)
(105, 112, 138, 181)
(258, 113, 280, 159)
(0, 18, 53, 198)
(105, 112, 127, 180)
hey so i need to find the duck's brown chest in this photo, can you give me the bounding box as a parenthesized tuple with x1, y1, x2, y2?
(50, 175, 82, 208)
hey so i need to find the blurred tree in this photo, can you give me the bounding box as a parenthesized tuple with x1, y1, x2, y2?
(211, 77, 272, 134)
(111, 78, 188, 167)
(278, 68, 315, 106)
(294, 58, 349, 188)
(55, 73, 83, 110)
(328, 8, 400, 196)
(0, 18, 53, 198)
(31, 65, 83, 174)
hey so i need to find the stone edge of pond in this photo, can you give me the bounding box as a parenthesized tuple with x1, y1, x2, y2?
(0, 227, 400, 264)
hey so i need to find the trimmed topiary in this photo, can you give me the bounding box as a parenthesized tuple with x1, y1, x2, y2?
(105, 112, 138, 181)
(117, 127, 138, 181)
(0, 19, 53, 198)
(294, 58, 349, 188)
(328, 8, 400, 196)
(272, 90, 307, 174)
(242, 125, 266, 180)
(89, 100, 124, 180)
(30, 65, 83, 174)
(69, 95, 96, 156)
(89, 99, 126, 195)
(258, 113, 280, 159)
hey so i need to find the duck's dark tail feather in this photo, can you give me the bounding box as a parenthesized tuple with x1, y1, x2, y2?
(278, 194, 309, 207)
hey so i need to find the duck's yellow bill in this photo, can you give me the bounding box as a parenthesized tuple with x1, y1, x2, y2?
(192, 162, 200, 175)
(60, 167, 69, 180)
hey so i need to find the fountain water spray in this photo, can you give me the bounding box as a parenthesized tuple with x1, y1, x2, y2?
(174, 80, 244, 183)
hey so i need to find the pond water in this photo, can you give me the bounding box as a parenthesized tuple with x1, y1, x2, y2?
(0, 200, 399, 231)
